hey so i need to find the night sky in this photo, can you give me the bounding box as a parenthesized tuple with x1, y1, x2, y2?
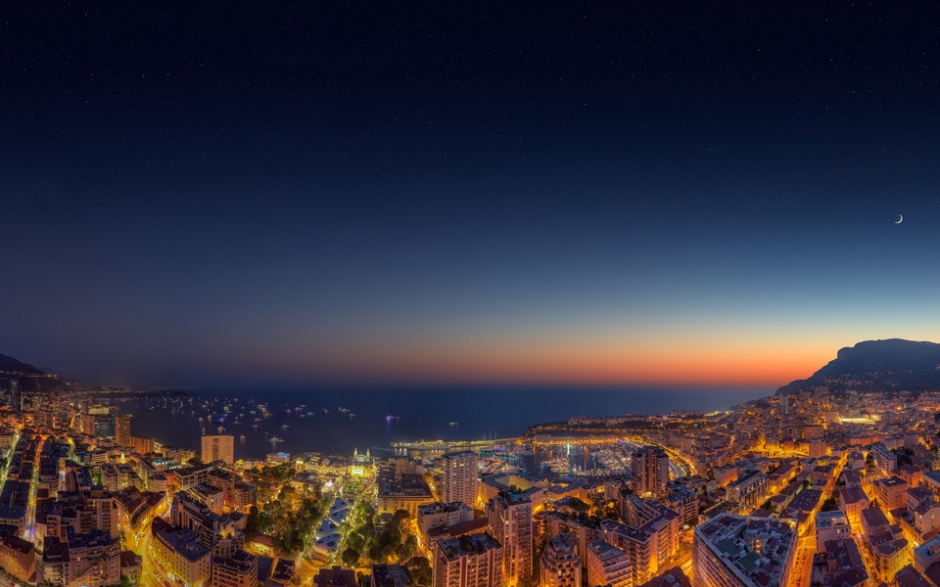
(2, 3, 940, 386)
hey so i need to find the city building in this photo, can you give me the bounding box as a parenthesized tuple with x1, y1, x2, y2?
(169, 461, 214, 491)
(915, 534, 940, 579)
(606, 495, 680, 584)
(815, 511, 851, 552)
(37, 530, 121, 587)
(895, 565, 932, 587)
(540, 531, 581, 587)
(808, 438, 828, 459)
(120, 551, 142, 585)
(860, 507, 891, 539)
(170, 491, 244, 558)
(314, 566, 358, 587)
(371, 564, 412, 587)
(190, 483, 226, 516)
(871, 531, 910, 584)
(486, 490, 533, 586)
(692, 513, 796, 587)
(377, 466, 434, 517)
(151, 518, 212, 587)
(432, 533, 503, 587)
(639, 568, 692, 587)
(441, 451, 479, 508)
(632, 447, 669, 496)
(417, 501, 475, 547)
(819, 539, 868, 587)
(586, 539, 632, 587)
(872, 476, 909, 511)
(840, 487, 870, 527)
(0, 535, 35, 584)
(8, 380, 21, 412)
(114, 414, 132, 447)
(211, 550, 259, 587)
(201, 434, 235, 465)
(665, 486, 698, 526)
(725, 470, 767, 514)
(871, 444, 897, 475)
(542, 512, 603, 574)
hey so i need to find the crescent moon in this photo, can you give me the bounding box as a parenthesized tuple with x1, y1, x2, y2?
(895, 214, 903, 224)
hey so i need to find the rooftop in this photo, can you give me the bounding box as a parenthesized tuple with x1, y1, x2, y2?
(695, 513, 796, 587)
(438, 532, 502, 561)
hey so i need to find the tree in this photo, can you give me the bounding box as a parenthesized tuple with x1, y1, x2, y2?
(246, 505, 261, 535)
(346, 531, 365, 551)
(342, 547, 361, 566)
(400, 535, 417, 561)
(405, 557, 431, 587)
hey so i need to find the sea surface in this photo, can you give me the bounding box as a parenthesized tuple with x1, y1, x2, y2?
(106, 386, 771, 460)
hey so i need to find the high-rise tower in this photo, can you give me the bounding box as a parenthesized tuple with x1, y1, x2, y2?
(201, 434, 235, 465)
(9, 379, 21, 412)
(486, 490, 533, 586)
(631, 446, 669, 495)
(114, 415, 132, 447)
(441, 450, 478, 507)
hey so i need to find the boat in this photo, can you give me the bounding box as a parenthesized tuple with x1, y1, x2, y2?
(449, 421, 458, 427)
(385, 415, 400, 422)
(239, 435, 247, 442)
(282, 424, 290, 430)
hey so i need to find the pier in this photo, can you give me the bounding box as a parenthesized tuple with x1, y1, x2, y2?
(389, 437, 519, 454)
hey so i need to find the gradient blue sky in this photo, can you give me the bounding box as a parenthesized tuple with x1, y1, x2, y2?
(1, 3, 939, 386)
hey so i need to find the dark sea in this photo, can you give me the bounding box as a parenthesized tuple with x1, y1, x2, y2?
(108, 386, 770, 460)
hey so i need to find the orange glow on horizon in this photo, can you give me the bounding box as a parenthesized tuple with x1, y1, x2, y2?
(233, 333, 841, 387)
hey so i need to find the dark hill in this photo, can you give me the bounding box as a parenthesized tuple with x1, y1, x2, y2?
(0, 352, 73, 394)
(0, 353, 44, 375)
(778, 339, 940, 395)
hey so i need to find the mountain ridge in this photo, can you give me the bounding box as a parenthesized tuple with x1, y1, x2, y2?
(777, 338, 940, 395)
(0, 352, 74, 394)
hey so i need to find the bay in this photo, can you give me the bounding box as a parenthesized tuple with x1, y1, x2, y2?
(110, 386, 771, 460)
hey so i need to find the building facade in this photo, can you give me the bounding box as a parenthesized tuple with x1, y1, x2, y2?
(201, 434, 235, 465)
(632, 447, 669, 496)
(432, 533, 503, 587)
(211, 550, 259, 587)
(692, 514, 796, 587)
(486, 490, 533, 586)
(540, 531, 581, 587)
(442, 451, 479, 508)
(114, 415, 132, 447)
(587, 539, 633, 587)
